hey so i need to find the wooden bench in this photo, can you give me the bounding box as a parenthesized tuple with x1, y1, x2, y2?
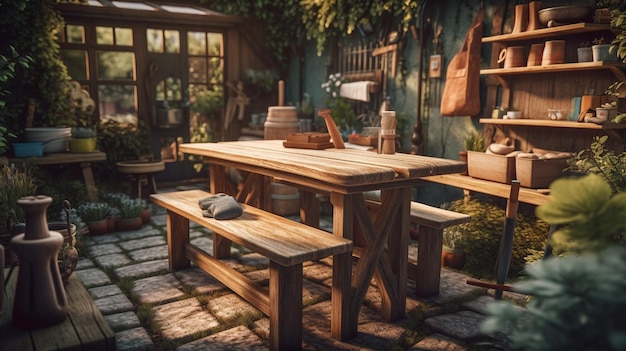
(407, 202, 471, 297)
(150, 190, 352, 351)
(363, 191, 471, 298)
(1, 272, 116, 351)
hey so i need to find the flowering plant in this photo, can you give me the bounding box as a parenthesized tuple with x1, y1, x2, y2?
(77, 202, 116, 223)
(321, 73, 357, 132)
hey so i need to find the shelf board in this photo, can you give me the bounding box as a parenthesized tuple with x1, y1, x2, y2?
(479, 118, 626, 130)
(480, 61, 626, 81)
(482, 23, 611, 43)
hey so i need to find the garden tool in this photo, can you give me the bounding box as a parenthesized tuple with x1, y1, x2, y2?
(467, 180, 520, 300)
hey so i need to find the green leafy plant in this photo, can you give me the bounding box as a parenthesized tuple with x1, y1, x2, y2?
(191, 87, 224, 119)
(535, 174, 626, 254)
(71, 127, 96, 139)
(77, 202, 116, 223)
(243, 69, 278, 96)
(482, 174, 626, 351)
(101, 192, 144, 221)
(1, 46, 31, 154)
(442, 198, 549, 279)
(96, 119, 152, 176)
(0, 164, 37, 228)
(567, 135, 626, 193)
(0, 1, 74, 130)
(463, 131, 486, 152)
(320, 73, 357, 132)
(481, 245, 626, 351)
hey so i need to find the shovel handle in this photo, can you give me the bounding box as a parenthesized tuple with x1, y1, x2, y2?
(318, 109, 345, 149)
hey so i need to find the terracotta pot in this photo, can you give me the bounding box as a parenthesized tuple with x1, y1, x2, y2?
(87, 219, 109, 236)
(115, 217, 143, 232)
(141, 207, 151, 224)
(441, 247, 466, 270)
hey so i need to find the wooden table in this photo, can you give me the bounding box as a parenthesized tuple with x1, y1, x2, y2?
(180, 140, 466, 340)
(1, 270, 115, 351)
(9, 152, 107, 201)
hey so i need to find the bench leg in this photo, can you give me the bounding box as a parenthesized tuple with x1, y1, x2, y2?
(415, 226, 443, 297)
(269, 261, 302, 351)
(167, 211, 191, 270)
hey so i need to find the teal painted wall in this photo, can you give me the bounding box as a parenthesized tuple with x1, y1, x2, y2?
(286, 0, 498, 206)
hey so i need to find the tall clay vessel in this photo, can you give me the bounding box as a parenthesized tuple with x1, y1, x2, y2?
(11, 195, 67, 328)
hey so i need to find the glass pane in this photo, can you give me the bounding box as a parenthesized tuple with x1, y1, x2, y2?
(96, 51, 135, 80)
(207, 32, 223, 56)
(98, 84, 137, 124)
(166, 77, 182, 101)
(208, 58, 223, 85)
(155, 80, 165, 101)
(115, 27, 133, 46)
(188, 57, 206, 84)
(66, 25, 85, 44)
(164, 30, 180, 53)
(187, 32, 206, 55)
(61, 49, 88, 80)
(147, 29, 163, 53)
(96, 26, 114, 45)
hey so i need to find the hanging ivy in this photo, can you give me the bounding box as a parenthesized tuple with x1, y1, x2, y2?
(301, 0, 419, 55)
(204, 0, 420, 71)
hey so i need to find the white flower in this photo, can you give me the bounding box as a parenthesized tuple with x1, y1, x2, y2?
(326, 87, 331, 93)
(328, 74, 334, 80)
(335, 80, 341, 86)
(332, 92, 337, 97)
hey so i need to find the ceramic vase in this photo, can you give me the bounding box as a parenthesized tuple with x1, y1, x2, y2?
(11, 195, 67, 328)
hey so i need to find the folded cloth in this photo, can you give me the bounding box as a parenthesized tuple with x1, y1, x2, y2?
(198, 193, 243, 220)
(339, 81, 374, 102)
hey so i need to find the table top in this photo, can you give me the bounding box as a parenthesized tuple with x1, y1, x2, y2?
(9, 151, 107, 165)
(180, 140, 466, 190)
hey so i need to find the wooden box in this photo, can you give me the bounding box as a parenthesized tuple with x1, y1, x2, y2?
(515, 157, 569, 189)
(467, 151, 516, 184)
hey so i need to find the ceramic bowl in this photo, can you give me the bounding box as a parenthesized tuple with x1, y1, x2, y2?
(538, 6, 592, 27)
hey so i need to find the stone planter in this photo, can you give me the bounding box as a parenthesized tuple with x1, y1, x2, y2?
(577, 47, 592, 63)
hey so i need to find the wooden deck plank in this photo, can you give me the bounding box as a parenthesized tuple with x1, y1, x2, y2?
(1, 270, 115, 351)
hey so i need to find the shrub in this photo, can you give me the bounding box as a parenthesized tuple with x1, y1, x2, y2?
(442, 198, 549, 279)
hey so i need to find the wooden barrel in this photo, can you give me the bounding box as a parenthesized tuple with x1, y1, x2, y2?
(264, 106, 300, 140)
(271, 182, 300, 216)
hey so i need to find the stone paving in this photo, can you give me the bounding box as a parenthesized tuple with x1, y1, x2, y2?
(72, 192, 519, 351)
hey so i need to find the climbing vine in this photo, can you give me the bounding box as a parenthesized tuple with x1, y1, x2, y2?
(204, 0, 420, 71)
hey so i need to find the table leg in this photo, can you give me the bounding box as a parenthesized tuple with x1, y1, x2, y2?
(330, 188, 409, 340)
(299, 191, 320, 228)
(209, 164, 232, 258)
(80, 162, 98, 201)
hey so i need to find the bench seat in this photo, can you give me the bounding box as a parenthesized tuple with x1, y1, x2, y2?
(150, 190, 352, 351)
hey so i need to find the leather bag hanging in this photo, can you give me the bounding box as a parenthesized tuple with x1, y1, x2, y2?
(440, 9, 484, 116)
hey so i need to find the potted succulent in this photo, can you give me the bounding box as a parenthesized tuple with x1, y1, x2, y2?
(69, 127, 97, 153)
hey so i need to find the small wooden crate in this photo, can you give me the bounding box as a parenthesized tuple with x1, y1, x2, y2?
(515, 157, 569, 189)
(467, 151, 516, 184)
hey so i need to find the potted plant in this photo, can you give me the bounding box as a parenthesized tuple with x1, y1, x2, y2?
(102, 192, 144, 231)
(69, 127, 97, 153)
(320, 73, 358, 134)
(592, 37, 614, 62)
(577, 41, 593, 62)
(77, 202, 116, 236)
(441, 225, 467, 269)
(459, 131, 486, 175)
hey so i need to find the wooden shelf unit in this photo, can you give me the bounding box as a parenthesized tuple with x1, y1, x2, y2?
(482, 23, 612, 44)
(481, 62, 626, 82)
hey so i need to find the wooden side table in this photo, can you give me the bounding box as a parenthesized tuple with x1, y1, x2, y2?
(9, 152, 107, 201)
